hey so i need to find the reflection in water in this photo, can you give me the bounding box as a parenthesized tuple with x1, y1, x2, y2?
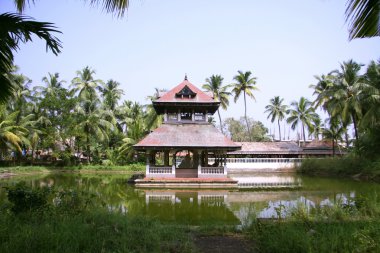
(0, 173, 379, 226)
(230, 173, 302, 188)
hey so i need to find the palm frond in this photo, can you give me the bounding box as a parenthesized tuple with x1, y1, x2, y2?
(346, 0, 380, 40)
(0, 12, 62, 103)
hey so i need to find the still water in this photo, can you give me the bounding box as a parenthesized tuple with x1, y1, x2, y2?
(1, 173, 379, 226)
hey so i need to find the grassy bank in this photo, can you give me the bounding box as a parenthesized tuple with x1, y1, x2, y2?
(0, 163, 145, 177)
(0, 183, 191, 253)
(1, 211, 379, 253)
(297, 157, 380, 182)
(247, 196, 380, 253)
(0, 212, 192, 253)
(1, 184, 379, 253)
(248, 220, 380, 253)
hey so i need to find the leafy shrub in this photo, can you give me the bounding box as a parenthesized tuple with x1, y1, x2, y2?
(297, 157, 376, 179)
(5, 183, 102, 215)
(5, 182, 51, 213)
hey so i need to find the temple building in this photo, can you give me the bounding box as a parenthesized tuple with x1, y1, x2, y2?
(134, 76, 240, 179)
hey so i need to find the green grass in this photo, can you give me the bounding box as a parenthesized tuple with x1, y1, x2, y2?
(0, 212, 192, 253)
(247, 220, 380, 253)
(246, 199, 380, 253)
(0, 163, 146, 175)
(0, 183, 191, 253)
(2, 209, 379, 253)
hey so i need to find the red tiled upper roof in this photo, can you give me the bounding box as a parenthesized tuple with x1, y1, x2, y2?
(155, 79, 217, 103)
(134, 124, 240, 151)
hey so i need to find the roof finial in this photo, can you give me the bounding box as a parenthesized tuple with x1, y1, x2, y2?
(184, 73, 188, 81)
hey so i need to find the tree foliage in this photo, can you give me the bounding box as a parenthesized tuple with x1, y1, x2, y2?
(264, 96, 288, 140)
(203, 74, 231, 133)
(231, 70, 259, 141)
(223, 117, 270, 142)
(0, 66, 158, 165)
(310, 59, 380, 158)
(0, 13, 61, 103)
(345, 0, 380, 40)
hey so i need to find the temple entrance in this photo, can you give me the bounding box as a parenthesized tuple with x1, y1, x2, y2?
(175, 150, 197, 178)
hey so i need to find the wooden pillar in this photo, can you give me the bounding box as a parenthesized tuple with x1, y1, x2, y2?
(172, 152, 176, 176)
(192, 109, 195, 122)
(145, 150, 151, 176)
(151, 151, 156, 166)
(164, 109, 167, 122)
(178, 109, 181, 122)
(223, 152, 227, 175)
(197, 150, 202, 177)
(164, 150, 169, 166)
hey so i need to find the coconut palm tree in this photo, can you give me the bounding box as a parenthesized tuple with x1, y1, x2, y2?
(345, 0, 380, 40)
(322, 119, 345, 157)
(264, 96, 288, 141)
(12, 0, 130, 17)
(231, 70, 259, 141)
(71, 66, 103, 100)
(0, 13, 61, 103)
(361, 60, 380, 127)
(311, 115, 323, 140)
(99, 79, 124, 111)
(38, 73, 65, 97)
(8, 71, 32, 124)
(118, 118, 145, 161)
(34, 72, 65, 117)
(145, 88, 165, 131)
(310, 74, 335, 113)
(75, 95, 114, 163)
(115, 100, 141, 135)
(203, 75, 231, 133)
(328, 59, 367, 144)
(0, 105, 28, 157)
(287, 97, 319, 144)
(2, 0, 130, 103)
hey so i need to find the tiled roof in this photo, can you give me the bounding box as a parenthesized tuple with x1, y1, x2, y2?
(155, 79, 218, 104)
(303, 140, 332, 149)
(229, 142, 302, 154)
(134, 124, 240, 150)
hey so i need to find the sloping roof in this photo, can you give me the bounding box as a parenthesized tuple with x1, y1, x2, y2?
(303, 140, 332, 150)
(155, 79, 217, 104)
(229, 142, 302, 154)
(134, 124, 240, 151)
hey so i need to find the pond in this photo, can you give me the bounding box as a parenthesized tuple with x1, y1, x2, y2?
(1, 172, 379, 226)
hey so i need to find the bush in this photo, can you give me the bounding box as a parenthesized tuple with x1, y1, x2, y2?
(4, 183, 103, 215)
(297, 156, 380, 182)
(5, 182, 51, 213)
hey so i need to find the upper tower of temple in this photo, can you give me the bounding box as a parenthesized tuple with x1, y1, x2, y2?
(153, 76, 220, 124)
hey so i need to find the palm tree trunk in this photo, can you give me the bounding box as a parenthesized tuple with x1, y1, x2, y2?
(217, 109, 223, 133)
(332, 139, 335, 157)
(31, 147, 35, 164)
(277, 119, 281, 141)
(345, 131, 350, 148)
(244, 91, 251, 141)
(302, 123, 306, 146)
(86, 132, 90, 164)
(351, 113, 359, 143)
(351, 113, 361, 156)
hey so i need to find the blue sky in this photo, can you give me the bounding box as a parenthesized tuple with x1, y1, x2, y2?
(2, 0, 379, 138)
